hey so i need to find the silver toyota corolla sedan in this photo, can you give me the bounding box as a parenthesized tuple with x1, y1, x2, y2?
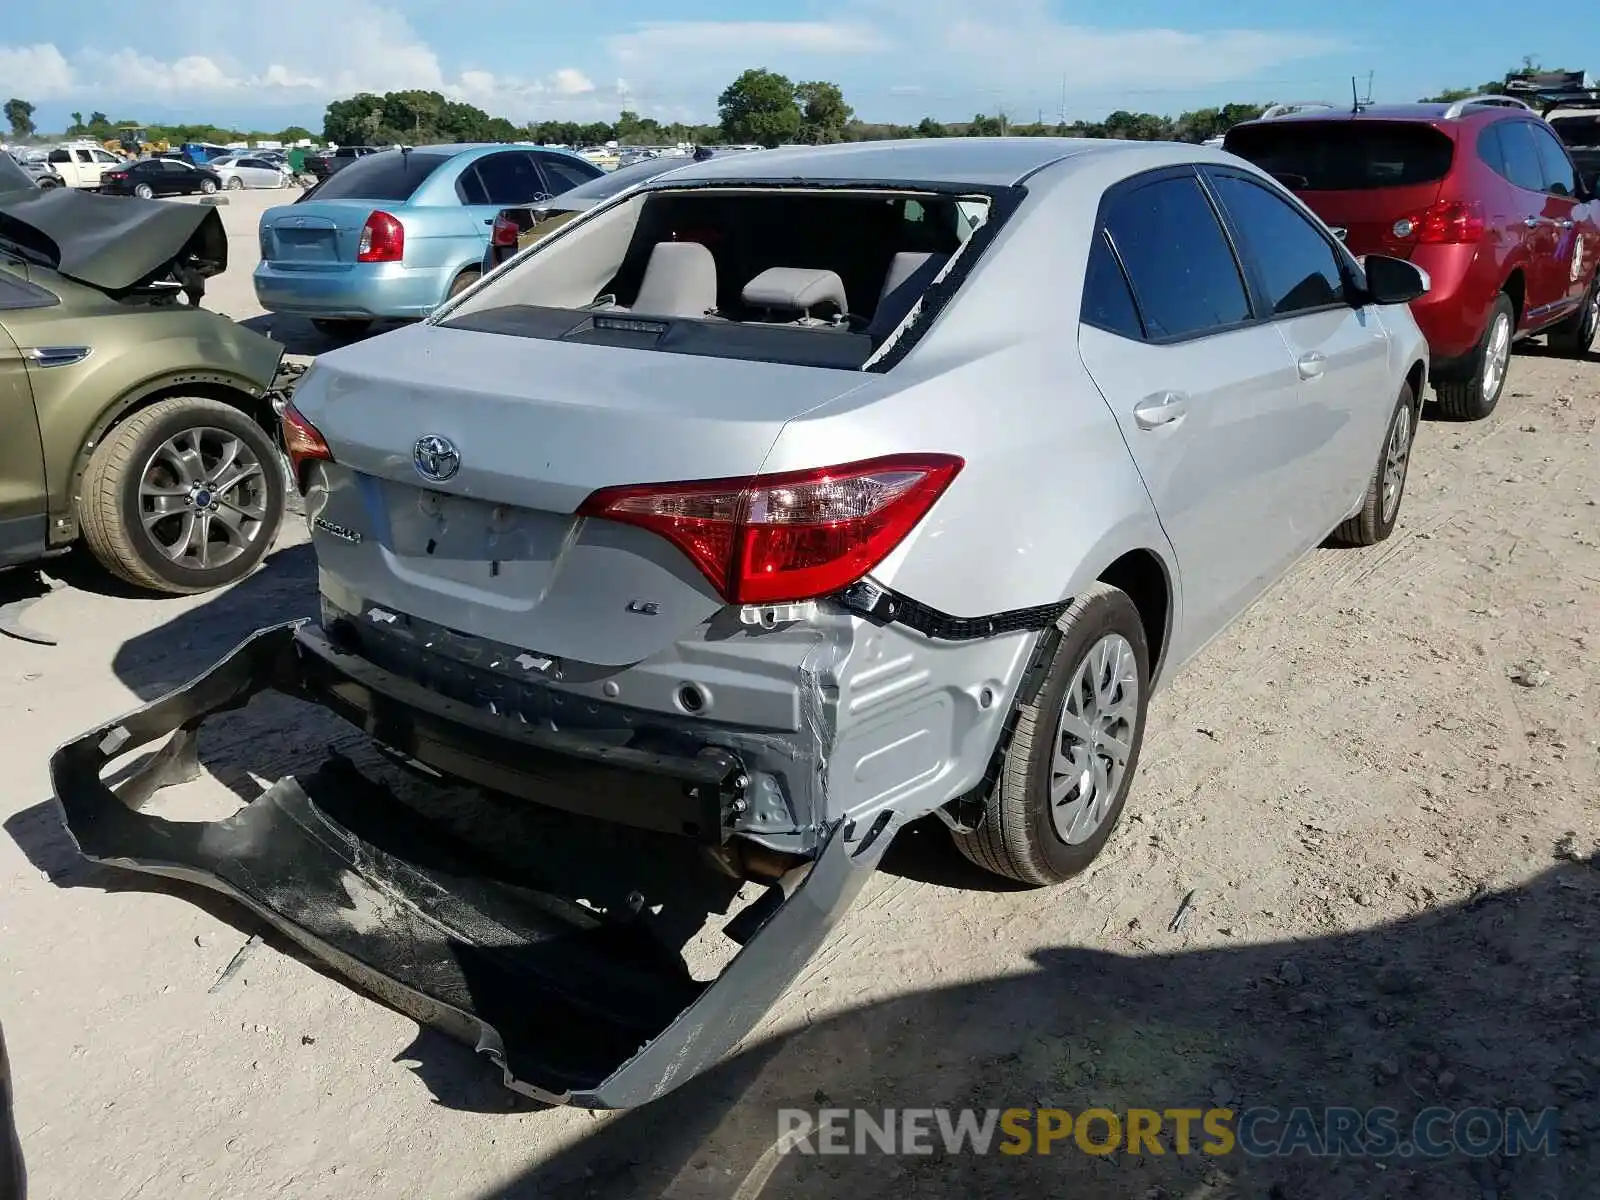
(56, 137, 1430, 1108)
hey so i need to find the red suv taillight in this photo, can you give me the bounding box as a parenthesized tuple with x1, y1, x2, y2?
(490, 213, 520, 248)
(1393, 199, 1486, 245)
(356, 210, 404, 262)
(577, 454, 964, 605)
(280, 402, 333, 487)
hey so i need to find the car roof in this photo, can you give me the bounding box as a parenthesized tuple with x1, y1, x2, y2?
(653, 137, 1158, 188)
(1231, 103, 1534, 130)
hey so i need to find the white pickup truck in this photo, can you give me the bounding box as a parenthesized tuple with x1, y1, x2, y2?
(43, 144, 125, 189)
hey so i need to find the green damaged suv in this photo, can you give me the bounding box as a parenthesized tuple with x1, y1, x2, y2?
(1, 153, 288, 593)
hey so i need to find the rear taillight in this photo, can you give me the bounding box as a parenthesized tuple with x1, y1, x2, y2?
(1394, 200, 1485, 245)
(357, 210, 404, 262)
(490, 213, 520, 248)
(280, 402, 333, 487)
(577, 454, 964, 605)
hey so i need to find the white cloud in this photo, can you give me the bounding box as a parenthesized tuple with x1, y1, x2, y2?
(0, 0, 1342, 128)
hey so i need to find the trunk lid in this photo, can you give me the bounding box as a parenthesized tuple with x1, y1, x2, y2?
(1290, 183, 1447, 260)
(260, 200, 384, 267)
(294, 323, 871, 665)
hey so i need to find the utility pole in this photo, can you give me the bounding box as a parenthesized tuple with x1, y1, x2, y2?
(1059, 75, 1067, 125)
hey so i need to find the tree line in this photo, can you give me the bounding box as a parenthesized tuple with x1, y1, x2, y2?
(4, 60, 1556, 150)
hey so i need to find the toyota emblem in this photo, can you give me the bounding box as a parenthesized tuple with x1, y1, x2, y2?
(413, 434, 461, 483)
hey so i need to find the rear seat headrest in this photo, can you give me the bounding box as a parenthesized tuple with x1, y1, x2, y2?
(629, 241, 718, 318)
(741, 267, 848, 317)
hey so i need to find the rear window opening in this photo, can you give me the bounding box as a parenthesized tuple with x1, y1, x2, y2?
(300, 149, 453, 202)
(440, 186, 1000, 370)
(1224, 122, 1455, 192)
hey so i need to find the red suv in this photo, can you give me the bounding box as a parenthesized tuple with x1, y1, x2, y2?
(1224, 98, 1600, 419)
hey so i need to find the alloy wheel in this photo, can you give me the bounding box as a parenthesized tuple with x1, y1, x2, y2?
(1050, 633, 1140, 845)
(137, 427, 270, 570)
(1482, 310, 1511, 400)
(1380, 402, 1414, 525)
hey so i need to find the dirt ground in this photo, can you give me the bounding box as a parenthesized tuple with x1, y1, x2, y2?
(1, 191, 1597, 1198)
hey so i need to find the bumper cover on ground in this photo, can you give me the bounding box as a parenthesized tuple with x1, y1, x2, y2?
(49, 621, 894, 1108)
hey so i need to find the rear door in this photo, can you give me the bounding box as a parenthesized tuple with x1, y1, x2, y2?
(1222, 120, 1455, 258)
(1526, 120, 1594, 316)
(456, 151, 552, 244)
(534, 152, 604, 198)
(71, 149, 103, 188)
(1490, 121, 1562, 316)
(1075, 168, 1319, 650)
(1204, 167, 1393, 515)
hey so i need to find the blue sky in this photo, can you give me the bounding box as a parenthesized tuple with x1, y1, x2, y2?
(1, 0, 1594, 133)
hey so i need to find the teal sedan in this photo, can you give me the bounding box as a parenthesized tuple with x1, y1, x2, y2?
(254, 143, 602, 337)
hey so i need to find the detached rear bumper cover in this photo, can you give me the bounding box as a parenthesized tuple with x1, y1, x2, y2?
(49, 621, 894, 1108)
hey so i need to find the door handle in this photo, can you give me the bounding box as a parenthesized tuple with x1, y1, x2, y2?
(1297, 351, 1327, 380)
(1132, 391, 1189, 430)
(1523, 216, 1547, 228)
(1558, 218, 1575, 228)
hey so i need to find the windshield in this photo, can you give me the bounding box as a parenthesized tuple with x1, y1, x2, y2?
(1549, 114, 1600, 148)
(306, 149, 452, 201)
(1224, 121, 1455, 191)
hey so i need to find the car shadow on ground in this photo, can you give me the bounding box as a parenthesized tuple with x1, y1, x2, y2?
(240, 313, 396, 358)
(489, 852, 1597, 1200)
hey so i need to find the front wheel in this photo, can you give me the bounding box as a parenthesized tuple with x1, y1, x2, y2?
(1546, 276, 1599, 357)
(199, 178, 218, 194)
(952, 582, 1151, 885)
(78, 397, 286, 594)
(225, 175, 244, 190)
(132, 182, 154, 199)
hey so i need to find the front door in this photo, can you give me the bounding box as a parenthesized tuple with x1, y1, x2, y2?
(1076, 169, 1319, 657)
(1203, 167, 1395, 521)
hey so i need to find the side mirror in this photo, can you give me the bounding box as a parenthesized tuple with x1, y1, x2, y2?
(1358, 254, 1430, 306)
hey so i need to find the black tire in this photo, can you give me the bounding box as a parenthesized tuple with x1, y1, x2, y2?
(199, 177, 218, 195)
(1434, 293, 1514, 421)
(952, 582, 1151, 885)
(1330, 382, 1417, 548)
(310, 318, 373, 337)
(448, 268, 481, 299)
(78, 397, 285, 595)
(225, 175, 244, 190)
(132, 182, 154, 199)
(1546, 276, 1599, 357)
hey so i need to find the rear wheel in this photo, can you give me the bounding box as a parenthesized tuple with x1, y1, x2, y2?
(310, 318, 373, 338)
(1330, 382, 1416, 547)
(1434, 293, 1513, 421)
(1546, 276, 1599, 356)
(132, 182, 154, 199)
(952, 583, 1150, 886)
(447, 268, 481, 299)
(78, 397, 285, 594)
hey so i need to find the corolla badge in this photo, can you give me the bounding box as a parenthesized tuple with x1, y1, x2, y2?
(413, 434, 461, 483)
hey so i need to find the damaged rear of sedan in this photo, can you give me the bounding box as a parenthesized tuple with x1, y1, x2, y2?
(52, 139, 1429, 1108)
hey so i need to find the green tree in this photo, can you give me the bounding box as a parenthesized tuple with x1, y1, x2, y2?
(68, 110, 85, 134)
(967, 113, 1005, 137)
(86, 112, 110, 135)
(718, 68, 802, 147)
(4, 99, 35, 139)
(795, 80, 852, 144)
(914, 117, 948, 138)
(277, 125, 312, 142)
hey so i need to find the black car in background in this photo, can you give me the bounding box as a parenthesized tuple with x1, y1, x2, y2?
(99, 158, 223, 198)
(305, 145, 380, 181)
